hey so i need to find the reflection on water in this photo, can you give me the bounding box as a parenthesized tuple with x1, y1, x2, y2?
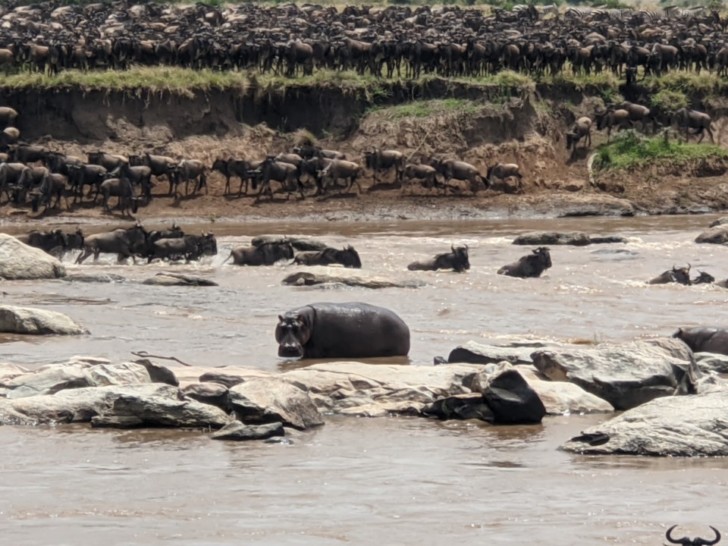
(2, 215, 728, 545)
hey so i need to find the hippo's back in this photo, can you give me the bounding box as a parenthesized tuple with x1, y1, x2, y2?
(305, 302, 410, 359)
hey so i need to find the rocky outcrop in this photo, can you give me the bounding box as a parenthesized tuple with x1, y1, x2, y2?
(709, 217, 728, 228)
(512, 232, 626, 246)
(212, 421, 285, 441)
(531, 338, 697, 410)
(142, 273, 218, 286)
(0, 305, 88, 335)
(561, 389, 728, 457)
(0, 234, 66, 280)
(695, 353, 728, 374)
(229, 377, 324, 430)
(695, 225, 728, 245)
(517, 367, 614, 414)
(282, 271, 425, 289)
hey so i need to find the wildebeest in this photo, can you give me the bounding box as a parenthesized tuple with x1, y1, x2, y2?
(430, 158, 486, 193)
(498, 247, 552, 278)
(566, 117, 593, 151)
(173, 159, 207, 197)
(318, 159, 363, 194)
(407, 245, 470, 272)
(486, 163, 523, 193)
(257, 157, 303, 200)
(665, 525, 721, 546)
(212, 157, 258, 196)
(87, 151, 128, 172)
(148, 223, 184, 243)
(595, 108, 631, 140)
(226, 241, 295, 266)
(293, 245, 362, 268)
(130, 153, 178, 193)
(648, 264, 691, 285)
(672, 108, 715, 143)
(17, 229, 67, 255)
(692, 271, 715, 284)
(275, 302, 410, 359)
(146, 233, 217, 262)
(30, 173, 68, 212)
(363, 148, 405, 183)
(98, 177, 139, 216)
(401, 164, 439, 191)
(76, 223, 149, 264)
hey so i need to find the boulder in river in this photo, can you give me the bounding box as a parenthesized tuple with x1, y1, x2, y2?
(561, 389, 728, 457)
(212, 421, 285, 441)
(0, 305, 88, 336)
(447, 340, 560, 365)
(694, 352, 728, 375)
(142, 273, 218, 286)
(481, 367, 546, 424)
(0, 234, 65, 280)
(531, 338, 697, 410)
(282, 270, 424, 289)
(709, 216, 728, 228)
(512, 232, 627, 246)
(695, 225, 728, 245)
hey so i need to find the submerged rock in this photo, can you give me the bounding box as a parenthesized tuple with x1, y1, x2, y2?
(0, 305, 88, 336)
(512, 232, 627, 246)
(282, 271, 424, 289)
(0, 234, 66, 280)
(142, 273, 218, 286)
(63, 273, 126, 283)
(212, 421, 285, 441)
(561, 389, 728, 457)
(695, 225, 728, 245)
(531, 338, 696, 410)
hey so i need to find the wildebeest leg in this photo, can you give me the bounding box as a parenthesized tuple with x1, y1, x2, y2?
(76, 248, 92, 264)
(708, 126, 715, 143)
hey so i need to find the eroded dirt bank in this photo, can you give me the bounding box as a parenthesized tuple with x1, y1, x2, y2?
(2, 80, 728, 224)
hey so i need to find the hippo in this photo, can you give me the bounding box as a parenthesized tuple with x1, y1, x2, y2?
(673, 327, 728, 356)
(275, 302, 410, 359)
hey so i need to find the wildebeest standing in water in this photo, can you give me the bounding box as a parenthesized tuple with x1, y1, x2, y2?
(648, 264, 691, 285)
(407, 245, 470, 272)
(275, 302, 410, 359)
(225, 241, 295, 266)
(498, 247, 552, 278)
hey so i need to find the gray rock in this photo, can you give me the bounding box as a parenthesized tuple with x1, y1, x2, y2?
(199, 372, 246, 388)
(2, 362, 152, 399)
(482, 367, 546, 424)
(282, 271, 424, 289)
(695, 225, 728, 245)
(229, 377, 324, 430)
(709, 217, 728, 228)
(0, 234, 66, 280)
(91, 415, 144, 428)
(561, 389, 728, 457)
(513, 232, 592, 246)
(212, 421, 285, 441)
(0, 305, 88, 335)
(102, 385, 230, 428)
(142, 273, 218, 286)
(63, 273, 126, 283)
(448, 341, 548, 365)
(183, 382, 230, 412)
(252, 235, 327, 251)
(695, 352, 728, 374)
(531, 338, 697, 410)
(0, 384, 168, 425)
(517, 367, 614, 415)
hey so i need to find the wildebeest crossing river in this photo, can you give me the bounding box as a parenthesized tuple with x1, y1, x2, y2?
(1, 213, 727, 544)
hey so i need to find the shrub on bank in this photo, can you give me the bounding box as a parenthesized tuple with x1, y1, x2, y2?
(594, 130, 728, 171)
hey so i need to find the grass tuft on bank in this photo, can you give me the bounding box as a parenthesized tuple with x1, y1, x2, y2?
(373, 98, 481, 119)
(594, 130, 728, 171)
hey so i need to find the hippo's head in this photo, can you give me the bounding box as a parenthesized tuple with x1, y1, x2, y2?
(275, 312, 312, 359)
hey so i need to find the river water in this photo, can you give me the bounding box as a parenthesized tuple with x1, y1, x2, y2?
(1, 214, 728, 544)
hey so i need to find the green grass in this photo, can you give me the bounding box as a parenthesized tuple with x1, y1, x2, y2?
(644, 70, 727, 96)
(373, 98, 481, 119)
(594, 130, 728, 171)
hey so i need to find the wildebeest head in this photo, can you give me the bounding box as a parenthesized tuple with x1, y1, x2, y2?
(449, 244, 470, 272)
(338, 245, 362, 268)
(671, 263, 691, 285)
(275, 311, 312, 359)
(66, 228, 85, 250)
(693, 270, 715, 285)
(199, 233, 217, 256)
(665, 525, 721, 546)
(533, 246, 552, 269)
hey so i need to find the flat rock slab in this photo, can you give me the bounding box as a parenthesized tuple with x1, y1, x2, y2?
(0, 234, 66, 280)
(212, 421, 285, 441)
(0, 305, 88, 335)
(561, 389, 728, 457)
(63, 273, 127, 283)
(142, 273, 218, 286)
(282, 271, 425, 289)
(512, 232, 625, 246)
(517, 367, 614, 415)
(448, 340, 563, 365)
(695, 352, 728, 375)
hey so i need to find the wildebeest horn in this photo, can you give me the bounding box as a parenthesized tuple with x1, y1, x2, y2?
(687, 263, 691, 272)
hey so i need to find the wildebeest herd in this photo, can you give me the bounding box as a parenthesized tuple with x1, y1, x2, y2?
(0, 1, 726, 78)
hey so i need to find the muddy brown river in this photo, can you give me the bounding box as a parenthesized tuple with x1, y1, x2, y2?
(2, 214, 728, 544)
